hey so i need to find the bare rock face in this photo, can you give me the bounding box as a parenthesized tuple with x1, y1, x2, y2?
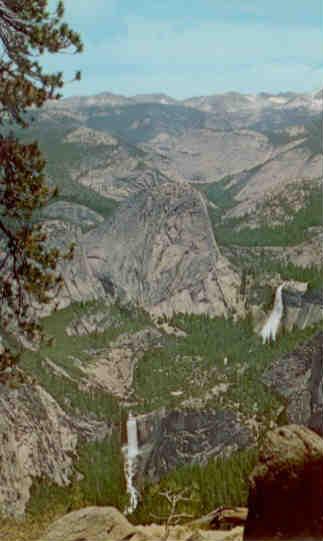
(143, 129, 273, 184)
(58, 242, 107, 308)
(244, 425, 323, 540)
(38, 506, 146, 541)
(66, 307, 121, 336)
(135, 408, 252, 482)
(231, 145, 321, 218)
(245, 279, 323, 335)
(263, 331, 323, 436)
(42, 201, 105, 229)
(282, 288, 323, 332)
(84, 183, 243, 318)
(189, 507, 248, 531)
(38, 505, 245, 541)
(0, 384, 78, 517)
(33, 220, 106, 317)
(79, 328, 162, 398)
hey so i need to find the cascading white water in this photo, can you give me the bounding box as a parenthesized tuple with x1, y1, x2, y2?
(127, 413, 139, 458)
(260, 284, 285, 344)
(124, 412, 139, 515)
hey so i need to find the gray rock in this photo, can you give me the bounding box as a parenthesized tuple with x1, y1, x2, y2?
(135, 408, 252, 482)
(245, 279, 323, 334)
(0, 384, 78, 517)
(84, 183, 244, 318)
(0, 381, 112, 517)
(79, 328, 162, 398)
(65, 308, 120, 336)
(34, 220, 106, 316)
(43, 201, 104, 229)
(37, 505, 243, 540)
(283, 288, 323, 331)
(143, 128, 273, 185)
(38, 506, 146, 541)
(263, 331, 323, 435)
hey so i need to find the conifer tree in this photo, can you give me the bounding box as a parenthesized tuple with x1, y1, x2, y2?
(0, 0, 83, 373)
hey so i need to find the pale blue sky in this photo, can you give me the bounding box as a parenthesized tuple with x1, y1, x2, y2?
(46, 0, 323, 98)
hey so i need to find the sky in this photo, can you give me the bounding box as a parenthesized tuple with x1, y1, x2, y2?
(46, 0, 323, 98)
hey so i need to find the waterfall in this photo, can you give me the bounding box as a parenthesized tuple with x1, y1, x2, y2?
(127, 413, 139, 458)
(260, 284, 285, 344)
(124, 412, 139, 515)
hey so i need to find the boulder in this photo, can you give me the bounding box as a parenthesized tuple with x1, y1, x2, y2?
(244, 425, 323, 540)
(38, 506, 147, 541)
(38, 506, 244, 540)
(189, 507, 248, 530)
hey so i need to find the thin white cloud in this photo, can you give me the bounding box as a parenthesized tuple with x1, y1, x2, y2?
(85, 16, 322, 67)
(43, 6, 323, 98)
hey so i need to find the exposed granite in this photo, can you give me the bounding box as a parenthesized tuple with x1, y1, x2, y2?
(135, 408, 252, 482)
(84, 183, 244, 318)
(263, 331, 323, 435)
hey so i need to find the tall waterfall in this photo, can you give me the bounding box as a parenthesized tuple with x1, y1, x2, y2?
(260, 284, 285, 344)
(124, 412, 139, 515)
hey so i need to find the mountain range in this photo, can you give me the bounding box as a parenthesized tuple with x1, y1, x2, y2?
(0, 89, 322, 539)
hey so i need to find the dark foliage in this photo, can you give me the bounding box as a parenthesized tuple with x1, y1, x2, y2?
(0, 0, 82, 372)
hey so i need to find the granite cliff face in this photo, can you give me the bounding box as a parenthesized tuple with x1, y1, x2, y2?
(136, 408, 252, 483)
(0, 381, 111, 517)
(84, 183, 243, 318)
(248, 282, 323, 335)
(263, 331, 323, 436)
(141, 128, 273, 185)
(0, 384, 77, 517)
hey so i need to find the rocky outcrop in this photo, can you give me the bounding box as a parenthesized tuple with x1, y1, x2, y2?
(80, 328, 162, 398)
(244, 425, 323, 540)
(189, 507, 248, 531)
(263, 331, 323, 435)
(230, 144, 321, 218)
(38, 506, 146, 541)
(0, 381, 113, 518)
(224, 230, 323, 271)
(65, 305, 122, 336)
(84, 183, 244, 318)
(65, 129, 172, 202)
(247, 281, 323, 334)
(42, 201, 104, 229)
(0, 384, 78, 517)
(36, 220, 106, 315)
(135, 408, 252, 482)
(77, 157, 171, 202)
(282, 287, 323, 331)
(143, 129, 273, 184)
(38, 505, 244, 541)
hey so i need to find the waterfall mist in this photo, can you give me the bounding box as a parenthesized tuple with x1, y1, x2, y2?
(124, 412, 139, 514)
(260, 284, 285, 344)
